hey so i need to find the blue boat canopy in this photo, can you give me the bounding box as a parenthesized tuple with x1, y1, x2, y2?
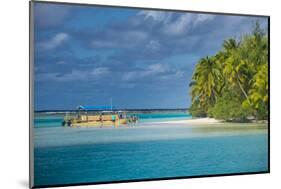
(77, 105, 114, 111)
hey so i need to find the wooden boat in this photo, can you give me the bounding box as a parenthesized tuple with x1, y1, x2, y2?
(62, 105, 138, 127)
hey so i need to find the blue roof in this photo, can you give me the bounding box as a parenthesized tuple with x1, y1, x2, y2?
(77, 105, 114, 111)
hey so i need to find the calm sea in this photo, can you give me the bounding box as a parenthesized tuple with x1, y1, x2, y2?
(33, 113, 268, 186)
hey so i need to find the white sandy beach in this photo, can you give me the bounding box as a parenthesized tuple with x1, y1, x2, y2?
(155, 117, 222, 125)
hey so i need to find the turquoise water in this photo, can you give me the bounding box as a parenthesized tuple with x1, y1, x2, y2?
(34, 116, 64, 128)
(33, 114, 268, 187)
(130, 113, 192, 123)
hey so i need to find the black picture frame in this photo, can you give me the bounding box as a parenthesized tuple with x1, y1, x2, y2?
(29, 1, 270, 188)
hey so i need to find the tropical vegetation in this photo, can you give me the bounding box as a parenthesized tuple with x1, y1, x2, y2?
(189, 22, 268, 122)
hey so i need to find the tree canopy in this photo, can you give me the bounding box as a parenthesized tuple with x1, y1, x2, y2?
(189, 22, 268, 121)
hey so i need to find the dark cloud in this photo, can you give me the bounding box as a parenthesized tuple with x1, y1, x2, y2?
(71, 11, 266, 64)
(33, 3, 268, 110)
(34, 3, 74, 30)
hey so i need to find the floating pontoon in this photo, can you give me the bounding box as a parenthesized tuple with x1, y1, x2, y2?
(62, 105, 138, 127)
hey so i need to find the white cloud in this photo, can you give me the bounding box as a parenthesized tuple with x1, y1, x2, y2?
(90, 67, 109, 77)
(91, 30, 148, 49)
(139, 11, 216, 36)
(39, 33, 69, 50)
(196, 14, 216, 23)
(55, 70, 87, 82)
(147, 63, 167, 73)
(56, 60, 66, 65)
(122, 63, 168, 81)
(37, 67, 109, 82)
(164, 14, 215, 36)
(138, 10, 172, 23)
(163, 14, 192, 35)
(146, 40, 160, 51)
(122, 72, 139, 81)
(126, 31, 148, 40)
(175, 71, 184, 77)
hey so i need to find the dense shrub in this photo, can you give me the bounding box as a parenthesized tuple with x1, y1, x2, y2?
(208, 92, 252, 122)
(189, 103, 207, 118)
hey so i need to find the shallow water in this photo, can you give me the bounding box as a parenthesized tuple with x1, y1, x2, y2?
(34, 112, 192, 128)
(33, 115, 268, 186)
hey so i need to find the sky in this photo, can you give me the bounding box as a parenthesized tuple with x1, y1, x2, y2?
(33, 2, 268, 110)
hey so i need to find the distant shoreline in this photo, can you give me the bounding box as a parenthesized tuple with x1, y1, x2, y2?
(34, 108, 189, 113)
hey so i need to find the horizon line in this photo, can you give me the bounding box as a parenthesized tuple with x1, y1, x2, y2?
(34, 107, 190, 112)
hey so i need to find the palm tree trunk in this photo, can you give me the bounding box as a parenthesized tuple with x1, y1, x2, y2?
(236, 73, 250, 104)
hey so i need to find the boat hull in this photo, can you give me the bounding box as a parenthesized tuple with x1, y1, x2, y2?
(69, 119, 127, 127)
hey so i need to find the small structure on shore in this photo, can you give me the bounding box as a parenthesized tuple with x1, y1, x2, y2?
(62, 105, 138, 127)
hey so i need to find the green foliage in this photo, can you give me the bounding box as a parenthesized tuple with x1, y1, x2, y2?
(189, 21, 268, 121)
(190, 56, 222, 108)
(208, 92, 252, 122)
(189, 100, 207, 117)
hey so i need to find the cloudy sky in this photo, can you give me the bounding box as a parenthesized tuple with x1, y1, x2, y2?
(33, 2, 268, 110)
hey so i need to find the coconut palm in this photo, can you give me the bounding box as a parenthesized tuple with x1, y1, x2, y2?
(190, 56, 221, 108)
(223, 38, 239, 53)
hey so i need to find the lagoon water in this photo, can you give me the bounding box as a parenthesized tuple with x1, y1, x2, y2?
(33, 114, 268, 186)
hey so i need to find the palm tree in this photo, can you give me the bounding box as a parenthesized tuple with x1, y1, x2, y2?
(223, 38, 239, 52)
(248, 62, 268, 118)
(190, 56, 221, 108)
(221, 38, 251, 103)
